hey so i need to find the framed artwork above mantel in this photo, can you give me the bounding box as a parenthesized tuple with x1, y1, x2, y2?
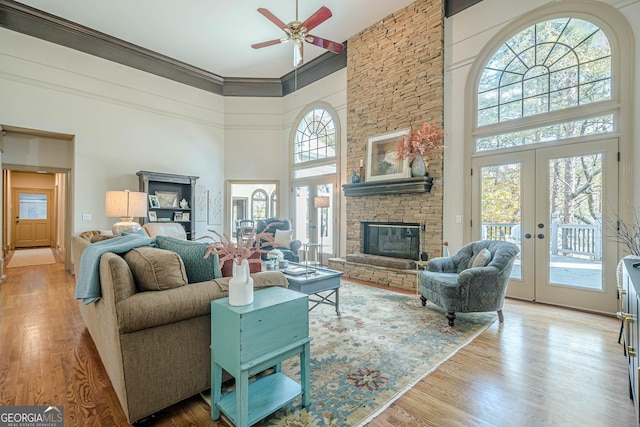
(366, 129, 411, 182)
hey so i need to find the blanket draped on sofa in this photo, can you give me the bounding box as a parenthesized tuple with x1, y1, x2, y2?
(75, 234, 155, 304)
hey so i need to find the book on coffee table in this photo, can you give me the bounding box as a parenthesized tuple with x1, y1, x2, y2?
(283, 267, 309, 276)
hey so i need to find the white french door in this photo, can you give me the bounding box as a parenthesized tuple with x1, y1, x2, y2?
(472, 139, 619, 313)
(293, 179, 335, 266)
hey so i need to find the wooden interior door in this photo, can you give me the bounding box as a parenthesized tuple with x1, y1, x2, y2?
(13, 189, 52, 248)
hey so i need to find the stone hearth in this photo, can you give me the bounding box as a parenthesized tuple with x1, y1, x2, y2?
(328, 257, 418, 291)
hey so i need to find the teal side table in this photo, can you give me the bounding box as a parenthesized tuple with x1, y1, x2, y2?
(211, 286, 311, 427)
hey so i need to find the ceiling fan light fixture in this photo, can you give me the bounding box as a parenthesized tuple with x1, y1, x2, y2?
(252, 2, 343, 69)
(293, 40, 303, 67)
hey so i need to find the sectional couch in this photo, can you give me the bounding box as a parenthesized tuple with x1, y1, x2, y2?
(71, 231, 288, 423)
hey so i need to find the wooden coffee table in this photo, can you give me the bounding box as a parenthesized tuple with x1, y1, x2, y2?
(281, 263, 343, 315)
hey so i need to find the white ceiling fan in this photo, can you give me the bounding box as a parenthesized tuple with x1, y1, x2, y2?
(251, 0, 345, 67)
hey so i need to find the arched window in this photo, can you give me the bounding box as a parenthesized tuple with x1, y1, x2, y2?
(251, 189, 268, 220)
(475, 18, 613, 152)
(291, 103, 339, 255)
(293, 107, 337, 178)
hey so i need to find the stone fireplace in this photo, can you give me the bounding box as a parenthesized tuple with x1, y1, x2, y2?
(362, 222, 421, 260)
(327, 0, 444, 291)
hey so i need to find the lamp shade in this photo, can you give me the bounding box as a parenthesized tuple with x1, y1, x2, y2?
(105, 190, 148, 235)
(313, 196, 330, 208)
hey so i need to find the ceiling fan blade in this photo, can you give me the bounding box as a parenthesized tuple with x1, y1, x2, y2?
(307, 35, 344, 54)
(300, 6, 332, 32)
(257, 8, 289, 31)
(251, 38, 287, 49)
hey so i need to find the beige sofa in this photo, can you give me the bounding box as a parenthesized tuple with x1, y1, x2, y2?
(71, 231, 288, 423)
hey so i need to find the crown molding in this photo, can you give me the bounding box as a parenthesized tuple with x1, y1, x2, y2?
(0, 0, 348, 97)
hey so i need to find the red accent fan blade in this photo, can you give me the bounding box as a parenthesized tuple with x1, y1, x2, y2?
(307, 35, 344, 54)
(257, 8, 289, 31)
(251, 38, 287, 49)
(301, 6, 332, 32)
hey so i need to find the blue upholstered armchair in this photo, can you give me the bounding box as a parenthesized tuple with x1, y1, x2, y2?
(255, 218, 302, 263)
(419, 240, 520, 326)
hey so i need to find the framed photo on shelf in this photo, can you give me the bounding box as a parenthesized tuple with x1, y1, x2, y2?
(148, 195, 160, 208)
(366, 128, 411, 182)
(155, 191, 179, 208)
(182, 212, 190, 222)
(148, 211, 157, 222)
(174, 212, 184, 221)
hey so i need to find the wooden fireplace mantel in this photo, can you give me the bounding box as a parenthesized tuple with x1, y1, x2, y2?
(342, 176, 433, 196)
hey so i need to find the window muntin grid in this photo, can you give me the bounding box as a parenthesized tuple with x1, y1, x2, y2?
(476, 114, 614, 152)
(477, 18, 612, 128)
(294, 108, 336, 164)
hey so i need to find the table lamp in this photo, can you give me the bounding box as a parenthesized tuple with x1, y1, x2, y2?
(106, 190, 148, 235)
(313, 196, 330, 266)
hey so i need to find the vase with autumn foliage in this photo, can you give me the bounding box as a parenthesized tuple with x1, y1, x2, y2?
(396, 122, 444, 177)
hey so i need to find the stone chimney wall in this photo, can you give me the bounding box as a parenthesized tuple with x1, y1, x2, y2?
(345, 0, 445, 262)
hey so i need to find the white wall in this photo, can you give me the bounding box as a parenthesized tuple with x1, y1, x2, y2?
(222, 70, 347, 253)
(443, 0, 639, 251)
(0, 28, 225, 239)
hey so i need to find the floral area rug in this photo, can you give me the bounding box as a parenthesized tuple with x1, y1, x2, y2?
(203, 281, 496, 426)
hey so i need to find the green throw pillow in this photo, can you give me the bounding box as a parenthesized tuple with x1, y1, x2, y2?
(155, 235, 222, 283)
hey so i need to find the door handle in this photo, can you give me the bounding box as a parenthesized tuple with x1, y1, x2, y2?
(538, 223, 545, 229)
(524, 233, 532, 239)
(537, 233, 545, 239)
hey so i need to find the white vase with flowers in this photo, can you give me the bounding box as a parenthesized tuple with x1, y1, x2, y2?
(205, 225, 279, 306)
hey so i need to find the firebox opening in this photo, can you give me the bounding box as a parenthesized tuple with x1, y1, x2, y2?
(362, 222, 421, 260)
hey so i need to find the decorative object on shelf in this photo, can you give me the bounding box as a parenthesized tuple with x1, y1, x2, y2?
(179, 198, 189, 209)
(148, 194, 160, 208)
(350, 169, 360, 183)
(174, 212, 183, 221)
(155, 191, 179, 208)
(366, 128, 411, 182)
(205, 226, 278, 306)
(396, 122, 445, 177)
(105, 190, 148, 235)
(138, 171, 199, 240)
(411, 156, 427, 177)
(148, 211, 157, 222)
(182, 212, 190, 222)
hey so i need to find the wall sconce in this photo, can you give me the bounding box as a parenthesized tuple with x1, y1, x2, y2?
(105, 190, 147, 235)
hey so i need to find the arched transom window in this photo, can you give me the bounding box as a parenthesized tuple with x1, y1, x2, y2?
(476, 18, 613, 152)
(293, 107, 337, 178)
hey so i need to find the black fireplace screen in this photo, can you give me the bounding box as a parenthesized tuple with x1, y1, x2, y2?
(363, 222, 420, 260)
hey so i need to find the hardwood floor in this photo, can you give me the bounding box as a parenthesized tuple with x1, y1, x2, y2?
(0, 254, 635, 426)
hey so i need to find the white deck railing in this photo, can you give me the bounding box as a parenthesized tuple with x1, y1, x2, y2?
(483, 213, 602, 261)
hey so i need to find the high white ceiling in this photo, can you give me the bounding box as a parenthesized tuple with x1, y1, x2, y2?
(18, 0, 417, 79)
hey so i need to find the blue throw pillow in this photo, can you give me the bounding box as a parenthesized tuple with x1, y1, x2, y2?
(155, 235, 222, 283)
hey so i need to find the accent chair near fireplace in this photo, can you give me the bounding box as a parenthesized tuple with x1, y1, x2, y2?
(418, 240, 520, 326)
